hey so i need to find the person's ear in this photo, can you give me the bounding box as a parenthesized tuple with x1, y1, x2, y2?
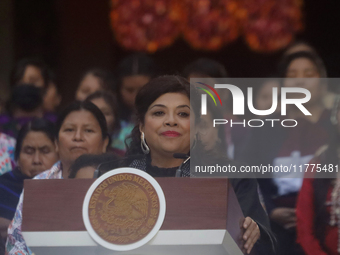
(139, 123, 144, 133)
(16, 158, 21, 169)
(54, 140, 59, 153)
(102, 136, 109, 153)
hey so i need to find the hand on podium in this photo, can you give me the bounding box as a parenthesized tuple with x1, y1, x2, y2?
(242, 217, 260, 254)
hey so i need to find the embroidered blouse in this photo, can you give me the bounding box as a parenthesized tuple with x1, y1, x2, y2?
(5, 162, 62, 255)
(0, 133, 16, 176)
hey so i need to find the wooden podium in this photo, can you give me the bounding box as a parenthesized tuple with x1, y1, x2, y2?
(22, 178, 246, 255)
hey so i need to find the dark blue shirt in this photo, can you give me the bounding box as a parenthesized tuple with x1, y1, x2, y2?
(0, 168, 29, 220)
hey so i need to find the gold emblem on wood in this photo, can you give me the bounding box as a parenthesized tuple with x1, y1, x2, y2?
(88, 173, 160, 245)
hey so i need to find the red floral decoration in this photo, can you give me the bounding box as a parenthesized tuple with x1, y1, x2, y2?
(110, 0, 304, 53)
(181, 0, 240, 50)
(239, 0, 304, 52)
(110, 0, 183, 52)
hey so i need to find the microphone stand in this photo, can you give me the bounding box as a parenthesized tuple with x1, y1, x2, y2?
(173, 153, 190, 177)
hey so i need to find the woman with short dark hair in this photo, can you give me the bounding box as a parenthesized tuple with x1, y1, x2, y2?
(125, 75, 275, 254)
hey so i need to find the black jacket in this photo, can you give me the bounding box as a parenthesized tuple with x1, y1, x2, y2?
(129, 155, 276, 254)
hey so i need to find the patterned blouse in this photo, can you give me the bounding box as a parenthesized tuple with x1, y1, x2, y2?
(5, 162, 62, 255)
(0, 133, 16, 176)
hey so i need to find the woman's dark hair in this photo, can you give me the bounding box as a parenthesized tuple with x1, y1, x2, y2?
(7, 84, 43, 115)
(15, 118, 56, 161)
(117, 53, 157, 84)
(278, 51, 327, 78)
(284, 40, 317, 55)
(115, 54, 157, 121)
(183, 58, 228, 78)
(10, 58, 51, 88)
(85, 91, 121, 133)
(68, 153, 119, 178)
(80, 68, 117, 92)
(125, 75, 200, 156)
(56, 101, 108, 139)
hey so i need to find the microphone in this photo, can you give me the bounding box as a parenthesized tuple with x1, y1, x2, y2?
(173, 153, 190, 177)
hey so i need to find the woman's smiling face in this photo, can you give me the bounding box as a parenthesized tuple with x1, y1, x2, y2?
(140, 92, 192, 157)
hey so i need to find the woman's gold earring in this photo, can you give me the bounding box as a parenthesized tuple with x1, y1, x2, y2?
(141, 132, 150, 154)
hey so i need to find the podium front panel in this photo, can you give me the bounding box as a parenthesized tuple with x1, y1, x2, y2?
(21, 178, 244, 254)
(22, 178, 229, 231)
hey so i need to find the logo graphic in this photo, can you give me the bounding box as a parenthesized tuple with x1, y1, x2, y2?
(196, 82, 223, 106)
(194, 80, 312, 128)
(197, 82, 222, 115)
(200, 84, 311, 116)
(83, 168, 166, 251)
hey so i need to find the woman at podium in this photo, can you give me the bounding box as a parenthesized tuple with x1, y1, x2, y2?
(124, 75, 276, 254)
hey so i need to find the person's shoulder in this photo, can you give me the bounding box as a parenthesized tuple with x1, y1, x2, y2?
(34, 161, 62, 179)
(0, 132, 16, 147)
(0, 170, 13, 183)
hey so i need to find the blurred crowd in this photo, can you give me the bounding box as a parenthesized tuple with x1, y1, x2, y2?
(0, 40, 339, 255)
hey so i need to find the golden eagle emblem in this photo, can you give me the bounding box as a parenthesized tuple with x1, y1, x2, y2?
(88, 173, 160, 244)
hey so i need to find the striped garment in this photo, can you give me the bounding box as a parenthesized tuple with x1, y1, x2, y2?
(0, 168, 29, 220)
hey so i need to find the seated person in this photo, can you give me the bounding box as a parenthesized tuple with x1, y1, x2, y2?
(0, 85, 44, 138)
(9, 58, 61, 119)
(296, 95, 340, 255)
(0, 119, 58, 249)
(114, 54, 157, 154)
(75, 69, 116, 102)
(6, 101, 110, 255)
(242, 51, 331, 255)
(85, 92, 123, 156)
